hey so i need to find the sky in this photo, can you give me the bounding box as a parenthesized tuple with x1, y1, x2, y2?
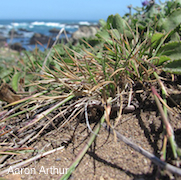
(0, 0, 161, 21)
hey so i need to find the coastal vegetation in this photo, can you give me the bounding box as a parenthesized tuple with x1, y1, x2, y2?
(0, 0, 181, 179)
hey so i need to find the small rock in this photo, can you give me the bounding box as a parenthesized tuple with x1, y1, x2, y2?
(10, 42, 26, 52)
(71, 25, 98, 44)
(49, 28, 60, 34)
(29, 33, 54, 47)
(18, 28, 31, 32)
(123, 105, 135, 113)
(8, 29, 23, 37)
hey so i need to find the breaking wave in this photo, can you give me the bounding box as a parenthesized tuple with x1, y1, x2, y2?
(6, 20, 98, 31)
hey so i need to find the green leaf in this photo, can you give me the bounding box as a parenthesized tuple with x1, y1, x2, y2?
(107, 15, 114, 29)
(137, 21, 148, 30)
(99, 19, 107, 28)
(12, 72, 21, 92)
(158, 8, 181, 32)
(176, 0, 181, 5)
(106, 14, 130, 35)
(162, 59, 181, 74)
(151, 33, 165, 49)
(0, 67, 13, 79)
(157, 41, 181, 60)
(96, 29, 113, 44)
(170, 32, 180, 42)
(147, 4, 160, 18)
(113, 13, 128, 34)
(158, 56, 171, 66)
(152, 55, 171, 66)
(109, 29, 121, 39)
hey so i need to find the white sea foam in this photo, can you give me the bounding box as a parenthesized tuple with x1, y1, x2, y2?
(66, 25, 79, 29)
(11, 22, 28, 27)
(29, 21, 83, 30)
(6, 25, 13, 29)
(11, 22, 19, 26)
(31, 21, 65, 28)
(31, 21, 45, 26)
(79, 21, 91, 25)
(46, 22, 65, 27)
(6, 21, 97, 31)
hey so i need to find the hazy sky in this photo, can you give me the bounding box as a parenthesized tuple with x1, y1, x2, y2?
(0, 0, 161, 20)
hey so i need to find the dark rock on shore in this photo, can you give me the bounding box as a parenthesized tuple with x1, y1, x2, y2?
(49, 28, 61, 34)
(30, 33, 54, 47)
(71, 26, 98, 44)
(49, 28, 71, 35)
(8, 29, 23, 37)
(10, 42, 26, 52)
(18, 28, 32, 32)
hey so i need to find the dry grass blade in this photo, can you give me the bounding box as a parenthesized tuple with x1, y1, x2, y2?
(89, 81, 117, 94)
(3, 90, 48, 108)
(18, 94, 75, 132)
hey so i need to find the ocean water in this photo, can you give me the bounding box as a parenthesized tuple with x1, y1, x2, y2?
(0, 19, 98, 50)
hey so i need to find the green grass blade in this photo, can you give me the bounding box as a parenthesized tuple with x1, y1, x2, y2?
(59, 106, 111, 180)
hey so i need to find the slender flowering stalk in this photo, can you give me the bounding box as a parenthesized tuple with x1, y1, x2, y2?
(153, 72, 168, 160)
(151, 86, 178, 159)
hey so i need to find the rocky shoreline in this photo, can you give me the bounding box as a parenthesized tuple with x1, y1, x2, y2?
(0, 25, 100, 51)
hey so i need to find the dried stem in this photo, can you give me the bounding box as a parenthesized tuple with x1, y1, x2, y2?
(102, 122, 181, 176)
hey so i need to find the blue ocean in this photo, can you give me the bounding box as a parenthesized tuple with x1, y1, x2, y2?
(0, 19, 98, 50)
